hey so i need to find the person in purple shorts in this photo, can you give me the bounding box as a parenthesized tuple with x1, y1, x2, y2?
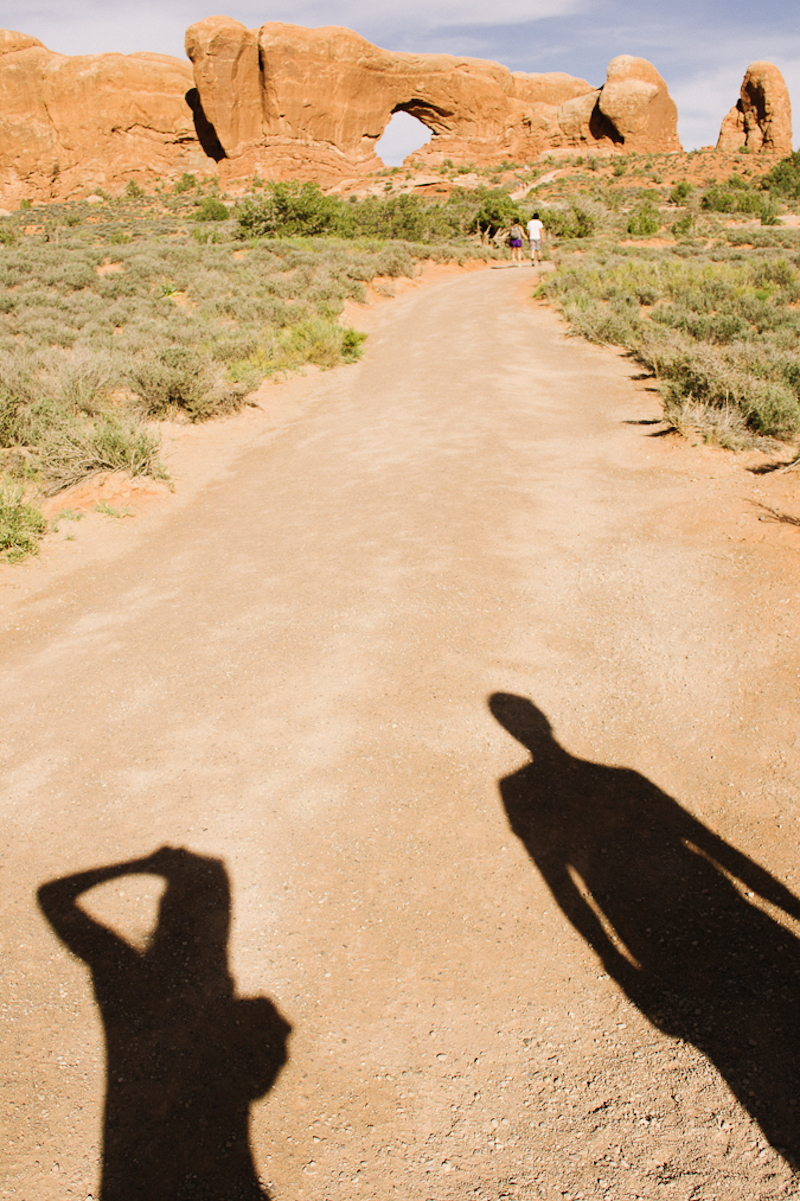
(508, 219, 524, 265)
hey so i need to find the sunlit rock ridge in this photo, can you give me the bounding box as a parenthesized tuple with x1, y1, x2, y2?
(0, 18, 789, 202)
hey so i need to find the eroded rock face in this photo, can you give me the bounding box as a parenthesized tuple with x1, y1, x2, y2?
(0, 29, 215, 202)
(185, 18, 682, 181)
(717, 62, 792, 155)
(597, 56, 681, 152)
(0, 20, 683, 200)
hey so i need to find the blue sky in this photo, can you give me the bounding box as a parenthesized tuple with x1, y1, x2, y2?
(6, 0, 799, 158)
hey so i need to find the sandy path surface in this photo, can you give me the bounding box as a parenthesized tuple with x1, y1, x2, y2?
(3, 265, 800, 1201)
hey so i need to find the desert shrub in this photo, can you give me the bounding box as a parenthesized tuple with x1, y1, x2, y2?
(127, 346, 233, 421)
(46, 347, 118, 414)
(193, 197, 230, 222)
(0, 205, 490, 498)
(627, 204, 660, 236)
(38, 417, 167, 493)
(670, 180, 693, 204)
(540, 206, 595, 239)
(541, 246, 800, 441)
(0, 483, 46, 561)
(174, 173, 199, 194)
(276, 318, 366, 369)
(562, 296, 643, 346)
(672, 213, 694, 240)
(761, 151, 800, 200)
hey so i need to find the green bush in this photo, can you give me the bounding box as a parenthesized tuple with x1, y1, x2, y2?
(0, 483, 46, 561)
(174, 173, 199, 194)
(761, 151, 800, 200)
(701, 186, 771, 217)
(761, 201, 781, 227)
(627, 204, 660, 236)
(669, 180, 693, 204)
(540, 206, 595, 239)
(672, 214, 694, 240)
(469, 190, 519, 238)
(236, 182, 510, 244)
(238, 182, 339, 238)
(193, 197, 230, 222)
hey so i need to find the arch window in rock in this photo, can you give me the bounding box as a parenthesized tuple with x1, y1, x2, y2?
(375, 110, 434, 167)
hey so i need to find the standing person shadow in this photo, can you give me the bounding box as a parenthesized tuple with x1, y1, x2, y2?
(38, 846, 291, 1201)
(489, 692, 800, 1164)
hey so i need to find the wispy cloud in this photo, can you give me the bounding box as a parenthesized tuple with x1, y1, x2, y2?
(262, 0, 588, 33)
(12, 0, 590, 57)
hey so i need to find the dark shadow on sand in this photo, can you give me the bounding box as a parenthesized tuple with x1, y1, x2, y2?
(38, 846, 290, 1201)
(490, 692, 800, 1163)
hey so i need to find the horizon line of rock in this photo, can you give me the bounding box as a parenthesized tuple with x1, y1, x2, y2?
(0, 18, 792, 203)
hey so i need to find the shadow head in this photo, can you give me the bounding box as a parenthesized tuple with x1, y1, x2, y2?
(489, 693, 555, 754)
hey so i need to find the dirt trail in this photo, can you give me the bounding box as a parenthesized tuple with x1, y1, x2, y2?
(2, 265, 800, 1201)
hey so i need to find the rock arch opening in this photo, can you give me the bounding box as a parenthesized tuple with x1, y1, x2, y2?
(375, 110, 433, 166)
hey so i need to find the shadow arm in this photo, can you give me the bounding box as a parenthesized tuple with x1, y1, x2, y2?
(37, 854, 161, 965)
(685, 824, 800, 922)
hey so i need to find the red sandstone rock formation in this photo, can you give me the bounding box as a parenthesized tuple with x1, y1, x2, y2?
(185, 17, 681, 182)
(0, 19, 682, 201)
(596, 56, 681, 153)
(717, 62, 792, 155)
(0, 29, 215, 203)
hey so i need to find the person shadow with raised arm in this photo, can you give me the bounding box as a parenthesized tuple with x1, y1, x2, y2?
(489, 692, 800, 1163)
(38, 846, 291, 1201)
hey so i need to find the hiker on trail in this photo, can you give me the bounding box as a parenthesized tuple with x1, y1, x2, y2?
(526, 212, 544, 265)
(508, 219, 525, 265)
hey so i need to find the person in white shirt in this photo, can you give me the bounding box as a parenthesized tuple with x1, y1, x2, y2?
(526, 212, 544, 265)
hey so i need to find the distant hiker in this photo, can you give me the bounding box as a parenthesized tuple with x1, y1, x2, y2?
(509, 220, 524, 265)
(526, 212, 544, 264)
